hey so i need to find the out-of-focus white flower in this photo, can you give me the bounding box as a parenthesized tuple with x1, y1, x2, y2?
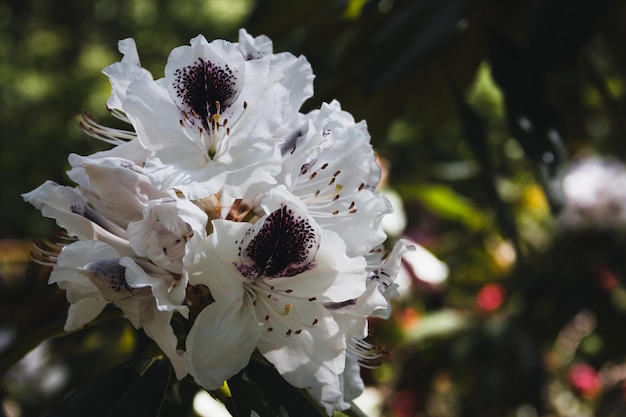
(558, 157, 626, 228)
(401, 241, 449, 286)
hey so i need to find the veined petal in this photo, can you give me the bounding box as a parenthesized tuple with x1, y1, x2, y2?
(124, 73, 201, 155)
(264, 228, 367, 303)
(67, 154, 166, 227)
(279, 100, 393, 256)
(184, 220, 248, 299)
(128, 198, 207, 274)
(367, 239, 414, 318)
(237, 29, 314, 115)
(165, 34, 244, 130)
(23, 181, 132, 255)
(184, 296, 262, 390)
(49, 240, 125, 329)
(121, 257, 189, 317)
(257, 299, 346, 389)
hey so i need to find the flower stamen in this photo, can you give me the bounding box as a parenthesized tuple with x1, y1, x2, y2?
(348, 338, 388, 369)
(79, 112, 136, 145)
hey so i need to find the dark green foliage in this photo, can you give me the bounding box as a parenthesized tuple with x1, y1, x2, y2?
(47, 358, 171, 417)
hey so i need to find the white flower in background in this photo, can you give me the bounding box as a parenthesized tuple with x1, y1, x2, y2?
(49, 240, 188, 378)
(183, 205, 367, 412)
(558, 156, 626, 228)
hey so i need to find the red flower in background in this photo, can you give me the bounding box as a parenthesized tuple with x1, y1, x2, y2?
(476, 283, 506, 313)
(568, 363, 602, 399)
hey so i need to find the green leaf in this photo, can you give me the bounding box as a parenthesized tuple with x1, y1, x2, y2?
(397, 183, 487, 230)
(368, 0, 470, 91)
(230, 355, 328, 417)
(405, 309, 467, 343)
(46, 357, 171, 417)
(335, 401, 371, 417)
(227, 370, 277, 417)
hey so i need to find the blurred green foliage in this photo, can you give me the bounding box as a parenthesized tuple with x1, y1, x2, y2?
(4, 0, 626, 416)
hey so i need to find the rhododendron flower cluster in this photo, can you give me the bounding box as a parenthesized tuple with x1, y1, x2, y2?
(23, 29, 411, 414)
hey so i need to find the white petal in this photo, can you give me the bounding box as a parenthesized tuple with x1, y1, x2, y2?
(237, 29, 273, 59)
(121, 257, 188, 318)
(124, 73, 200, 152)
(83, 139, 150, 165)
(257, 299, 346, 389)
(271, 229, 366, 303)
(141, 305, 188, 379)
(340, 357, 365, 403)
(102, 38, 150, 111)
(184, 221, 249, 297)
(67, 155, 166, 227)
(49, 241, 120, 329)
(280, 100, 392, 255)
(23, 181, 132, 255)
(165, 34, 244, 125)
(128, 198, 207, 273)
(64, 295, 108, 331)
(237, 29, 314, 114)
(367, 239, 414, 318)
(185, 296, 262, 390)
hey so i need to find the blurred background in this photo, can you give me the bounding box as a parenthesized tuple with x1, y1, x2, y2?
(4, 0, 626, 416)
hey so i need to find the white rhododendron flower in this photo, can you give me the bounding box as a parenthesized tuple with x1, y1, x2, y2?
(49, 240, 188, 378)
(558, 156, 626, 228)
(107, 30, 313, 200)
(128, 197, 208, 273)
(24, 29, 411, 415)
(184, 205, 367, 411)
(270, 100, 392, 256)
